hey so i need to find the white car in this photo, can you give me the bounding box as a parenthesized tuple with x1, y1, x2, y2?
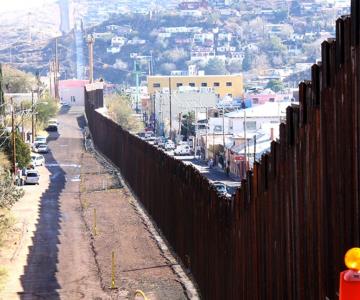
(31, 154, 45, 166)
(25, 170, 40, 185)
(174, 145, 192, 156)
(164, 141, 176, 151)
(33, 136, 47, 151)
(46, 119, 58, 131)
(37, 144, 49, 154)
(34, 136, 47, 145)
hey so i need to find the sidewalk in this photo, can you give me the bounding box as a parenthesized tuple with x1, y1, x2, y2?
(0, 166, 50, 299)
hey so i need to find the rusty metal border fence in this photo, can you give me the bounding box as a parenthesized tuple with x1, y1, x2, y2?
(85, 5, 360, 299)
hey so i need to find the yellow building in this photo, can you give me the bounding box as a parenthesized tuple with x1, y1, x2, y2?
(147, 74, 244, 98)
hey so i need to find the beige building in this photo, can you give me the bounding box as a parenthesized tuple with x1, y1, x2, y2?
(147, 74, 244, 98)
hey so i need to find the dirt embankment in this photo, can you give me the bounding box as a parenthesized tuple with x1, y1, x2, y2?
(79, 151, 192, 299)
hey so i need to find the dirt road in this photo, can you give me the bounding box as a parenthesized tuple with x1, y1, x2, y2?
(0, 106, 194, 300)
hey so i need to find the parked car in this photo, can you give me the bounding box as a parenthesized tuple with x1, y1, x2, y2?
(60, 101, 70, 107)
(46, 119, 58, 131)
(157, 137, 167, 148)
(137, 132, 146, 139)
(31, 154, 45, 166)
(37, 144, 49, 154)
(164, 140, 176, 151)
(146, 135, 157, 144)
(24, 170, 40, 185)
(174, 144, 192, 156)
(33, 136, 47, 151)
(212, 181, 231, 198)
(34, 136, 47, 144)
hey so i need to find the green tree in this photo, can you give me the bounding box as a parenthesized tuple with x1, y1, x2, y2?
(0, 130, 31, 170)
(204, 58, 227, 75)
(226, 59, 243, 73)
(242, 49, 253, 72)
(181, 111, 195, 138)
(159, 63, 177, 75)
(2, 65, 35, 93)
(262, 36, 287, 53)
(163, 48, 188, 63)
(266, 79, 284, 92)
(0, 165, 24, 208)
(35, 93, 59, 128)
(106, 94, 144, 132)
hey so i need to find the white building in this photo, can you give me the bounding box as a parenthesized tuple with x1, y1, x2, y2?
(208, 101, 296, 135)
(154, 91, 218, 135)
(59, 80, 89, 106)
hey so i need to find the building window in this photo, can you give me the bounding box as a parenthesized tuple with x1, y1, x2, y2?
(246, 121, 257, 131)
(253, 98, 259, 104)
(228, 94, 232, 97)
(189, 82, 195, 87)
(153, 83, 161, 88)
(214, 125, 222, 132)
(213, 82, 220, 87)
(226, 82, 232, 86)
(177, 83, 183, 87)
(201, 82, 207, 87)
(269, 98, 275, 102)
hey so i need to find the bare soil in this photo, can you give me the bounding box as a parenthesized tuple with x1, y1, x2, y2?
(80, 151, 188, 300)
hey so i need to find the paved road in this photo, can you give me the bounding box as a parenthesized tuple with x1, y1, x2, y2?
(18, 106, 106, 299)
(167, 151, 241, 194)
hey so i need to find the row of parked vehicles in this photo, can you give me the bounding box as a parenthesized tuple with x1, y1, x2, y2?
(138, 132, 193, 156)
(20, 119, 58, 185)
(21, 134, 49, 185)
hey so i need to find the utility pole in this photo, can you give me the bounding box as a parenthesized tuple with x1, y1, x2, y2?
(20, 103, 25, 141)
(153, 95, 156, 134)
(178, 112, 182, 135)
(253, 134, 256, 166)
(222, 106, 225, 155)
(169, 77, 172, 138)
(0, 64, 4, 121)
(150, 50, 153, 75)
(31, 91, 35, 143)
(11, 97, 16, 174)
(243, 109, 247, 172)
(88, 35, 95, 83)
(133, 61, 140, 113)
(205, 107, 208, 160)
(54, 38, 60, 100)
(49, 60, 53, 97)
